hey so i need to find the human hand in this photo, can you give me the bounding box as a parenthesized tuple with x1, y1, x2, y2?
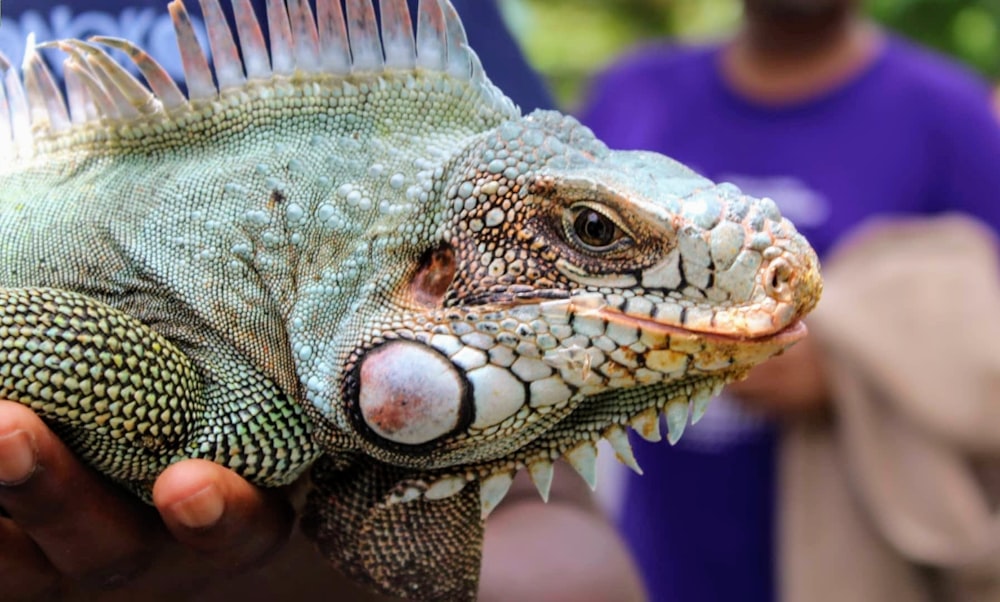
(727, 332, 830, 418)
(0, 400, 295, 600)
(0, 397, 645, 601)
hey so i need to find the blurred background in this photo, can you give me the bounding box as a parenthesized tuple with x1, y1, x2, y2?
(499, 0, 1000, 109)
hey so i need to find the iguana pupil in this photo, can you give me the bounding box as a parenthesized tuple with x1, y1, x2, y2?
(574, 207, 618, 249)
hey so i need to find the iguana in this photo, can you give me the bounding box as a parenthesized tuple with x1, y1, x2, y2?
(0, 0, 821, 599)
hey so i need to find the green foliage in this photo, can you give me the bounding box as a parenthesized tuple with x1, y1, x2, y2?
(868, 0, 1000, 76)
(503, 0, 1000, 109)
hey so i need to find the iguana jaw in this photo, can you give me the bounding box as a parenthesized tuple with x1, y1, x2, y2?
(346, 289, 812, 516)
(599, 306, 809, 345)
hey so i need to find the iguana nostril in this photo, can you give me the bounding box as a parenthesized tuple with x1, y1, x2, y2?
(358, 341, 465, 446)
(765, 258, 794, 300)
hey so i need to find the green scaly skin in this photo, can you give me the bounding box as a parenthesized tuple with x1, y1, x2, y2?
(0, 0, 822, 599)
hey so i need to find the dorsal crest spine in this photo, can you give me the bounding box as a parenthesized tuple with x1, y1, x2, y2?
(0, 0, 516, 160)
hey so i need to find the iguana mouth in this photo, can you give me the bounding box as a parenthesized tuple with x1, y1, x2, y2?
(525, 291, 807, 346)
(599, 308, 809, 345)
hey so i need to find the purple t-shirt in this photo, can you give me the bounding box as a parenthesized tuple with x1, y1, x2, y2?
(581, 37, 1000, 602)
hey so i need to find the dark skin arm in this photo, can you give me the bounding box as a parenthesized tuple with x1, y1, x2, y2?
(727, 333, 830, 418)
(0, 400, 646, 601)
(0, 400, 295, 600)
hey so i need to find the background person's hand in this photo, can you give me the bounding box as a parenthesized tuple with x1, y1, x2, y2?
(480, 463, 647, 602)
(0, 400, 296, 600)
(727, 333, 830, 418)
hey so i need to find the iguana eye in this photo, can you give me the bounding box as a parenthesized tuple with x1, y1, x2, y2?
(567, 204, 630, 252)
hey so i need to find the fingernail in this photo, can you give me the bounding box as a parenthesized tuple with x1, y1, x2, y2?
(0, 430, 37, 485)
(170, 484, 225, 529)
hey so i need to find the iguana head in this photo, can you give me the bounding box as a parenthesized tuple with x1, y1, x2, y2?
(337, 109, 821, 510)
(304, 106, 819, 600)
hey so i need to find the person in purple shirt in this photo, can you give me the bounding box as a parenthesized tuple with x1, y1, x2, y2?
(0, 2, 644, 600)
(581, 0, 1000, 600)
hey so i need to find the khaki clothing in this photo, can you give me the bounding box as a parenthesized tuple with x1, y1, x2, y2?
(781, 216, 1000, 601)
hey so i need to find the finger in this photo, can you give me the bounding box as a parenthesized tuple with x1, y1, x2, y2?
(0, 401, 159, 586)
(0, 517, 58, 600)
(153, 459, 294, 571)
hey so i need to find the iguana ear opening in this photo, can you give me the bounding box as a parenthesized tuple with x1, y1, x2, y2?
(411, 243, 456, 308)
(302, 455, 483, 601)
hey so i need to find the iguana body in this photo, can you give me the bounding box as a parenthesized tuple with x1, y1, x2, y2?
(0, 0, 821, 599)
